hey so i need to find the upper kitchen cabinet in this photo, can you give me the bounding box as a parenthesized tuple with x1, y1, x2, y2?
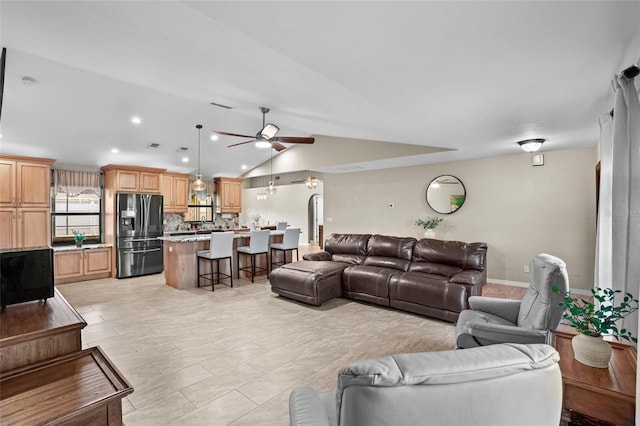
(214, 177, 243, 213)
(0, 155, 55, 249)
(101, 165, 166, 194)
(161, 172, 190, 213)
(0, 156, 54, 208)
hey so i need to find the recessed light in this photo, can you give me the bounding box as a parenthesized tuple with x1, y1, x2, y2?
(210, 134, 219, 141)
(241, 164, 247, 170)
(182, 157, 189, 163)
(131, 116, 141, 124)
(111, 148, 119, 154)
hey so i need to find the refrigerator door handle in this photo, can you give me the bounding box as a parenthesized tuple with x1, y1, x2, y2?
(121, 248, 162, 254)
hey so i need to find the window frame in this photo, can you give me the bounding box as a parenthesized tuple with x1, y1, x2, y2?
(51, 188, 103, 246)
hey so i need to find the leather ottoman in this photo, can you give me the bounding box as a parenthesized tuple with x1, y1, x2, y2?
(270, 260, 347, 306)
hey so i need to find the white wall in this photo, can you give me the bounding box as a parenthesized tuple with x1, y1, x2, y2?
(241, 182, 324, 244)
(323, 148, 598, 290)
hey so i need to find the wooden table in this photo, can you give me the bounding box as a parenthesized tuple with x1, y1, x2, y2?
(550, 328, 636, 425)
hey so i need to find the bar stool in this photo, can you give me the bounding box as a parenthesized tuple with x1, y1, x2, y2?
(270, 228, 301, 271)
(247, 222, 256, 231)
(197, 232, 234, 291)
(276, 221, 288, 230)
(236, 230, 270, 283)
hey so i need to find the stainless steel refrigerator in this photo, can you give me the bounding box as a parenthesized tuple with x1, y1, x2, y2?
(116, 193, 164, 278)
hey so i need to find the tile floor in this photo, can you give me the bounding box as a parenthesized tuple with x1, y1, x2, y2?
(56, 246, 522, 426)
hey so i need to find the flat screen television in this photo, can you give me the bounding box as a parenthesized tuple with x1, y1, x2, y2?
(0, 247, 54, 307)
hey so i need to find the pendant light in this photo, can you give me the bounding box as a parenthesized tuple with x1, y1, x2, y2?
(267, 147, 277, 194)
(192, 124, 206, 192)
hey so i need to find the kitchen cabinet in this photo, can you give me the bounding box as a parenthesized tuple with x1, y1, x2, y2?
(0, 155, 54, 249)
(161, 172, 190, 213)
(215, 177, 243, 213)
(54, 247, 112, 284)
(101, 164, 165, 194)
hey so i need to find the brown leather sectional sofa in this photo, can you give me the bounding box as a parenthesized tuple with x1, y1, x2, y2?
(269, 233, 488, 322)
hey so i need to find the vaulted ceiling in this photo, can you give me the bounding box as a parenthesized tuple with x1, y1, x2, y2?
(1, 1, 638, 178)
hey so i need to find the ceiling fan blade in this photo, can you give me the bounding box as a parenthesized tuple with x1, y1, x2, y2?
(214, 130, 255, 138)
(275, 136, 315, 144)
(227, 139, 257, 148)
(271, 141, 287, 152)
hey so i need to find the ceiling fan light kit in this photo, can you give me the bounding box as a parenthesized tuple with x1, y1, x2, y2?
(260, 123, 280, 140)
(517, 138, 545, 153)
(214, 106, 315, 152)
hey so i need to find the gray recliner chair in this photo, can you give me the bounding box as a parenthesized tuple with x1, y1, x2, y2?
(455, 253, 569, 349)
(289, 343, 562, 426)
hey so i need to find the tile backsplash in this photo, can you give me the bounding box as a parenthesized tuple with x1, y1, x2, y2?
(163, 213, 239, 232)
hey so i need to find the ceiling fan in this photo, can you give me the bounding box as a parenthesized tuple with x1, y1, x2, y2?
(213, 106, 315, 152)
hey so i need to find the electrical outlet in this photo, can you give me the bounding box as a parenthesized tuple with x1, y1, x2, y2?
(388, 203, 395, 208)
(524, 265, 529, 273)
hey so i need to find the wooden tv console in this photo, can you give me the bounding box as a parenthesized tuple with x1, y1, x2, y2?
(0, 290, 133, 425)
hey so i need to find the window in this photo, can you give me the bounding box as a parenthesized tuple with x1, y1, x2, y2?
(184, 194, 214, 222)
(51, 170, 102, 245)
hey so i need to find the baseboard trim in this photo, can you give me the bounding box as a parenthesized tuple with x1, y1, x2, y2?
(488, 278, 529, 288)
(488, 279, 593, 296)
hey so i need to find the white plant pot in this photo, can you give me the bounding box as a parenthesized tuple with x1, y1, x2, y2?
(423, 229, 436, 239)
(571, 333, 612, 368)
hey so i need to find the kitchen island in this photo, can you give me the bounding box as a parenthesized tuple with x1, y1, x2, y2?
(160, 231, 284, 289)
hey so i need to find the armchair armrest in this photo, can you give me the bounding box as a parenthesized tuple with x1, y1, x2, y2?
(289, 386, 337, 426)
(468, 296, 521, 324)
(464, 322, 547, 345)
(303, 251, 331, 261)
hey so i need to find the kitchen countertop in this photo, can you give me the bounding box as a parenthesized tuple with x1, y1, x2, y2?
(160, 231, 284, 243)
(52, 244, 113, 252)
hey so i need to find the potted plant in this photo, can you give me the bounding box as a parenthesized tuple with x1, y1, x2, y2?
(72, 230, 86, 247)
(415, 217, 444, 238)
(553, 285, 638, 368)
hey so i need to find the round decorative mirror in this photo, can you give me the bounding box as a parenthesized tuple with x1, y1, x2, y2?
(426, 175, 466, 214)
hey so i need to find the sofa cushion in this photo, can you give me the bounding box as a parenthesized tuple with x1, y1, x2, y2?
(407, 262, 462, 277)
(342, 265, 398, 302)
(389, 272, 467, 313)
(363, 256, 411, 271)
(325, 234, 371, 256)
(411, 239, 487, 271)
(366, 235, 416, 260)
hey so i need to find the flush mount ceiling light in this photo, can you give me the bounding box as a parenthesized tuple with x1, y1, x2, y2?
(517, 138, 545, 153)
(131, 116, 142, 125)
(192, 124, 206, 192)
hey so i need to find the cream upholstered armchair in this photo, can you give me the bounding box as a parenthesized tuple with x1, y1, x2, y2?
(455, 253, 569, 349)
(289, 343, 562, 426)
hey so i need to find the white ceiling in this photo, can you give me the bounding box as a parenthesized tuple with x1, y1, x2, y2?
(1, 1, 639, 178)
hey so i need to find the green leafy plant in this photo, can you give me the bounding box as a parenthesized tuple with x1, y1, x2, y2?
(415, 217, 444, 230)
(72, 230, 85, 242)
(552, 285, 638, 343)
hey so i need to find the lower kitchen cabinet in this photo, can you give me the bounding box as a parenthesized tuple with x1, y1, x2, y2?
(54, 247, 112, 284)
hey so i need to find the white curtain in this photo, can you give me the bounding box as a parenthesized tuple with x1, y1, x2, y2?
(53, 170, 101, 196)
(596, 74, 640, 342)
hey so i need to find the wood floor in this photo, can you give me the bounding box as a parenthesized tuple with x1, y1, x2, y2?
(55, 248, 525, 426)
